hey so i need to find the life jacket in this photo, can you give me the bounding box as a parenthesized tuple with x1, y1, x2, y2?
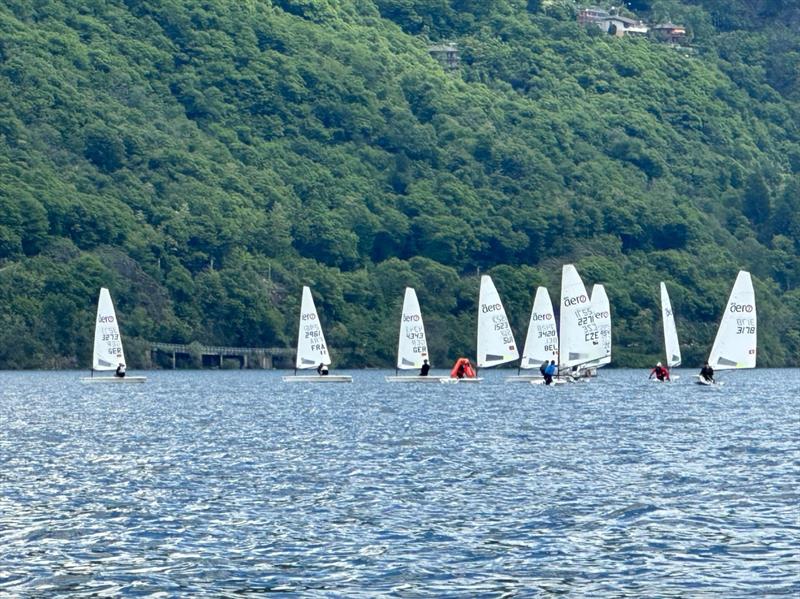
(450, 358, 476, 378)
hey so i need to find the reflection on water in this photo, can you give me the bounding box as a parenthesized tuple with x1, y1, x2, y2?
(1, 369, 799, 595)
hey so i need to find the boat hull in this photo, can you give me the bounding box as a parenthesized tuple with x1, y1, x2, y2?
(530, 378, 568, 385)
(282, 375, 352, 383)
(80, 376, 147, 384)
(694, 375, 720, 387)
(505, 375, 544, 383)
(651, 376, 679, 383)
(385, 376, 448, 383)
(440, 377, 483, 384)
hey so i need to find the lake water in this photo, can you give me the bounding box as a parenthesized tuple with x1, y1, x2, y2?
(1, 368, 798, 596)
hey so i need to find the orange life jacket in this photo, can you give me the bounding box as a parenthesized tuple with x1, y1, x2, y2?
(450, 358, 476, 378)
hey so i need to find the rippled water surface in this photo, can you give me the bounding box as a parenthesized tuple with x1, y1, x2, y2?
(1, 368, 798, 596)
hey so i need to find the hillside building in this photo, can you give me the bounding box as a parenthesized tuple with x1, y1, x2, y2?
(601, 15, 649, 36)
(651, 22, 688, 44)
(578, 7, 610, 24)
(428, 43, 459, 70)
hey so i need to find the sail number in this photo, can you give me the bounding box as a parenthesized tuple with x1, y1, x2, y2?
(303, 324, 321, 339)
(492, 316, 514, 344)
(736, 318, 755, 335)
(492, 315, 510, 332)
(101, 325, 121, 355)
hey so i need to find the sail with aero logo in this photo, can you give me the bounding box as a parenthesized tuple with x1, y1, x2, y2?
(584, 284, 611, 369)
(386, 288, 445, 382)
(506, 286, 560, 384)
(284, 286, 351, 383)
(295, 286, 330, 370)
(81, 288, 146, 383)
(93, 287, 125, 371)
(660, 282, 682, 368)
(477, 275, 518, 369)
(521, 287, 559, 369)
(558, 264, 600, 370)
(395, 287, 428, 370)
(707, 271, 756, 371)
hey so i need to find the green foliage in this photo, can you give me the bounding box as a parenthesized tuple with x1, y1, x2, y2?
(0, 0, 799, 368)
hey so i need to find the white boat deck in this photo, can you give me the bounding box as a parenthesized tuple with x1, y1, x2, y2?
(80, 376, 147, 384)
(282, 375, 352, 383)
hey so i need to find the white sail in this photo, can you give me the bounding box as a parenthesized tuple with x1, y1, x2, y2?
(477, 275, 518, 368)
(660, 282, 682, 367)
(520, 287, 559, 369)
(589, 284, 611, 367)
(558, 264, 601, 369)
(295, 286, 331, 369)
(92, 288, 126, 371)
(396, 287, 429, 370)
(708, 271, 756, 370)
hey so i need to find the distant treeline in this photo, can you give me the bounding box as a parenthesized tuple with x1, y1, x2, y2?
(1, 0, 800, 368)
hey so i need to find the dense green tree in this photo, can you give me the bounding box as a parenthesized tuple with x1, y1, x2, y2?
(743, 172, 771, 225)
(0, 0, 799, 368)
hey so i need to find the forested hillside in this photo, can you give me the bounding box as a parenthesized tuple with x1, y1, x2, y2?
(1, 0, 799, 368)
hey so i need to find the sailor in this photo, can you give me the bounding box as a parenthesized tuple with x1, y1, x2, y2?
(317, 363, 329, 376)
(649, 362, 669, 382)
(699, 361, 714, 383)
(420, 359, 430, 377)
(115, 363, 126, 378)
(456, 361, 466, 379)
(539, 361, 548, 377)
(544, 360, 557, 385)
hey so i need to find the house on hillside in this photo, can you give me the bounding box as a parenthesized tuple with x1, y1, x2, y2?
(578, 7, 610, 24)
(600, 15, 649, 37)
(428, 43, 459, 70)
(651, 22, 688, 44)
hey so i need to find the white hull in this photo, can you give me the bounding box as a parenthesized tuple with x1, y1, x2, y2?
(694, 375, 721, 387)
(282, 375, 352, 383)
(558, 375, 588, 383)
(440, 377, 483, 384)
(505, 375, 543, 383)
(650, 375, 680, 383)
(385, 375, 448, 383)
(530, 378, 568, 385)
(81, 376, 147, 384)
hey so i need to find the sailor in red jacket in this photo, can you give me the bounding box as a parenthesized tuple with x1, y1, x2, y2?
(649, 362, 670, 381)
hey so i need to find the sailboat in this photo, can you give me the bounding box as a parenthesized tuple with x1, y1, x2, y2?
(386, 287, 445, 383)
(282, 286, 352, 383)
(80, 287, 146, 383)
(447, 275, 518, 383)
(658, 282, 681, 380)
(558, 264, 604, 381)
(505, 286, 559, 383)
(696, 270, 756, 385)
(580, 284, 611, 377)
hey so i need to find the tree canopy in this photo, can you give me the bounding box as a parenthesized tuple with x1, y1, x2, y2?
(1, 0, 799, 368)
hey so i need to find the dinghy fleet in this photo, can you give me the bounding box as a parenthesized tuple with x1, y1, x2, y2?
(285, 264, 757, 385)
(82, 264, 756, 386)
